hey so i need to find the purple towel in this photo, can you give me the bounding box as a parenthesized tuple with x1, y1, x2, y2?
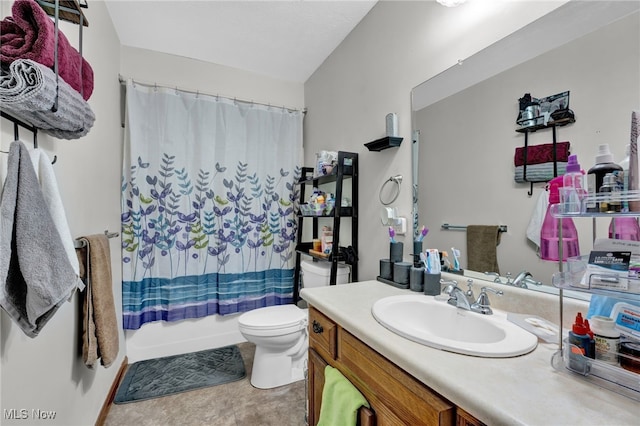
(0, 0, 93, 100)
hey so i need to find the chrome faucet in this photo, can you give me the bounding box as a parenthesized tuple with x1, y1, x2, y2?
(511, 270, 543, 289)
(442, 281, 471, 310)
(441, 279, 503, 315)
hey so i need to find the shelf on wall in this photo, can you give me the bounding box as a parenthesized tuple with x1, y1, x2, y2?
(364, 136, 403, 152)
(515, 116, 575, 133)
(36, 0, 89, 26)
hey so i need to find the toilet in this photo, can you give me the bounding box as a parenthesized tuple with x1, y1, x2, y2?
(238, 260, 350, 389)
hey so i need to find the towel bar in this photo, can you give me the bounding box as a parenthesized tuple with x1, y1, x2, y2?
(74, 230, 119, 248)
(441, 223, 508, 233)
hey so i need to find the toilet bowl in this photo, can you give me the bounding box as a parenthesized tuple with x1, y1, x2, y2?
(238, 304, 308, 389)
(238, 260, 350, 389)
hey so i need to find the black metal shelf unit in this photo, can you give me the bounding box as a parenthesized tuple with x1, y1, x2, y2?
(516, 117, 576, 196)
(292, 151, 358, 302)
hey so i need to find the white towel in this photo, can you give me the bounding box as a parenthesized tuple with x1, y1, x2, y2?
(29, 148, 83, 291)
(527, 189, 549, 256)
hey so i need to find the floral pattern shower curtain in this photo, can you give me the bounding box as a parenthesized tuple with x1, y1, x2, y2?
(121, 81, 303, 329)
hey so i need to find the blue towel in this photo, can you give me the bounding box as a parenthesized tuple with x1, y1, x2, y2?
(318, 365, 370, 426)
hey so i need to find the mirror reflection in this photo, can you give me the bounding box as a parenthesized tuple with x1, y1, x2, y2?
(412, 3, 640, 290)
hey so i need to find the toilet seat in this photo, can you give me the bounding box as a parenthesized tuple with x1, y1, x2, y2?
(238, 305, 307, 336)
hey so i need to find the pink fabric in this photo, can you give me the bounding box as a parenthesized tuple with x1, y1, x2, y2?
(1, 0, 93, 100)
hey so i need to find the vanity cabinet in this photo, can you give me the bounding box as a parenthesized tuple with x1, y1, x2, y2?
(308, 307, 485, 426)
(293, 151, 359, 302)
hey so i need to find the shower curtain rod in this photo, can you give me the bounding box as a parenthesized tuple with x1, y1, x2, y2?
(118, 75, 307, 115)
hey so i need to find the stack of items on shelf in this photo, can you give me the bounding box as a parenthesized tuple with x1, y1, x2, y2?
(514, 141, 571, 183)
(299, 188, 335, 216)
(314, 150, 337, 177)
(566, 304, 640, 387)
(0, 0, 95, 139)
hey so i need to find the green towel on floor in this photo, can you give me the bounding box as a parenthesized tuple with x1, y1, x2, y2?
(318, 365, 370, 426)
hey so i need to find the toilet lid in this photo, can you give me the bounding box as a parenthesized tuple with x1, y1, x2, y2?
(239, 305, 306, 330)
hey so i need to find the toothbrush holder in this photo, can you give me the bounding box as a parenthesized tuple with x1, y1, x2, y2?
(412, 241, 423, 267)
(390, 242, 403, 263)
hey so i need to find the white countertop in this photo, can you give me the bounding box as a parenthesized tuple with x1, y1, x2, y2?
(300, 280, 640, 426)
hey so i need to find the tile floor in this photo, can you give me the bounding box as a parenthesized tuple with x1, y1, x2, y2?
(104, 342, 307, 426)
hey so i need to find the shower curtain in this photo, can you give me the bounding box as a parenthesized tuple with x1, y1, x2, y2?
(121, 81, 303, 330)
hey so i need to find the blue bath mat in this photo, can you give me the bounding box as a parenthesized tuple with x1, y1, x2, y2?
(114, 345, 246, 404)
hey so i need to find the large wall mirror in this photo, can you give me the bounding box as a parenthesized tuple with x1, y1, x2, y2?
(412, 1, 640, 292)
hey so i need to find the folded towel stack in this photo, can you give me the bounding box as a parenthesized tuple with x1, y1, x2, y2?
(1, 0, 94, 100)
(514, 141, 570, 183)
(514, 162, 568, 183)
(0, 59, 95, 139)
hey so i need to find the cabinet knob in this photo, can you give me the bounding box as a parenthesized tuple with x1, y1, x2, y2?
(312, 320, 324, 334)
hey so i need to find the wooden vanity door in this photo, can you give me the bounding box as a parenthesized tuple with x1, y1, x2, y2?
(308, 348, 326, 426)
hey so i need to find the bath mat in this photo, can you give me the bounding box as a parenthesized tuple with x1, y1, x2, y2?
(114, 345, 245, 404)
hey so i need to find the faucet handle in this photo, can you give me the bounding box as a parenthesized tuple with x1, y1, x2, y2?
(505, 272, 513, 285)
(471, 286, 504, 315)
(523, 277, 543, 287)
(465, 279, 475, 299)
(484, 271, 502, 283)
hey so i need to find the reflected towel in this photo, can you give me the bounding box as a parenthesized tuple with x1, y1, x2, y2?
(0, 141, 78, 337)
(526, 189, 549, 256)
(0, 59, 95, 139)
(514, 162, 567, 183)
(0, 0, 94, 99)
(318, 365, 369, 426)
(76, 234, 119, 368)
(514, 141, 570, 167)
(466, 225, 501, 274)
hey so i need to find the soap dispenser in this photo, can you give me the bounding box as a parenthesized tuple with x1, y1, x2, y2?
(540, 176, 580, 261)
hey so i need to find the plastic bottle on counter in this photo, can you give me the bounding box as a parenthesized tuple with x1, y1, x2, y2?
(586, 144, 623, 212)
(599, 173, 622, 213)
(568, 313, 595, 372)
(561, 154, 585, 214)
(590, 315, 620, 365)
(540, 176, 580, 261)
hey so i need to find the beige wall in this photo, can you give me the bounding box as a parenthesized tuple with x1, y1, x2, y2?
(304, 0, 564, 281)
(0, 1, 124, 425)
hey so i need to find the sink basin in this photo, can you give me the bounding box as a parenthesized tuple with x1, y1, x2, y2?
(371, 295, 538, 357)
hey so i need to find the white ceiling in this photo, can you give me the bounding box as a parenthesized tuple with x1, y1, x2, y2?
(105, 0, 378, 83)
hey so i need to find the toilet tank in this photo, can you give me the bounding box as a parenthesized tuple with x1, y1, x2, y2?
(300, 260, 350, 288)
